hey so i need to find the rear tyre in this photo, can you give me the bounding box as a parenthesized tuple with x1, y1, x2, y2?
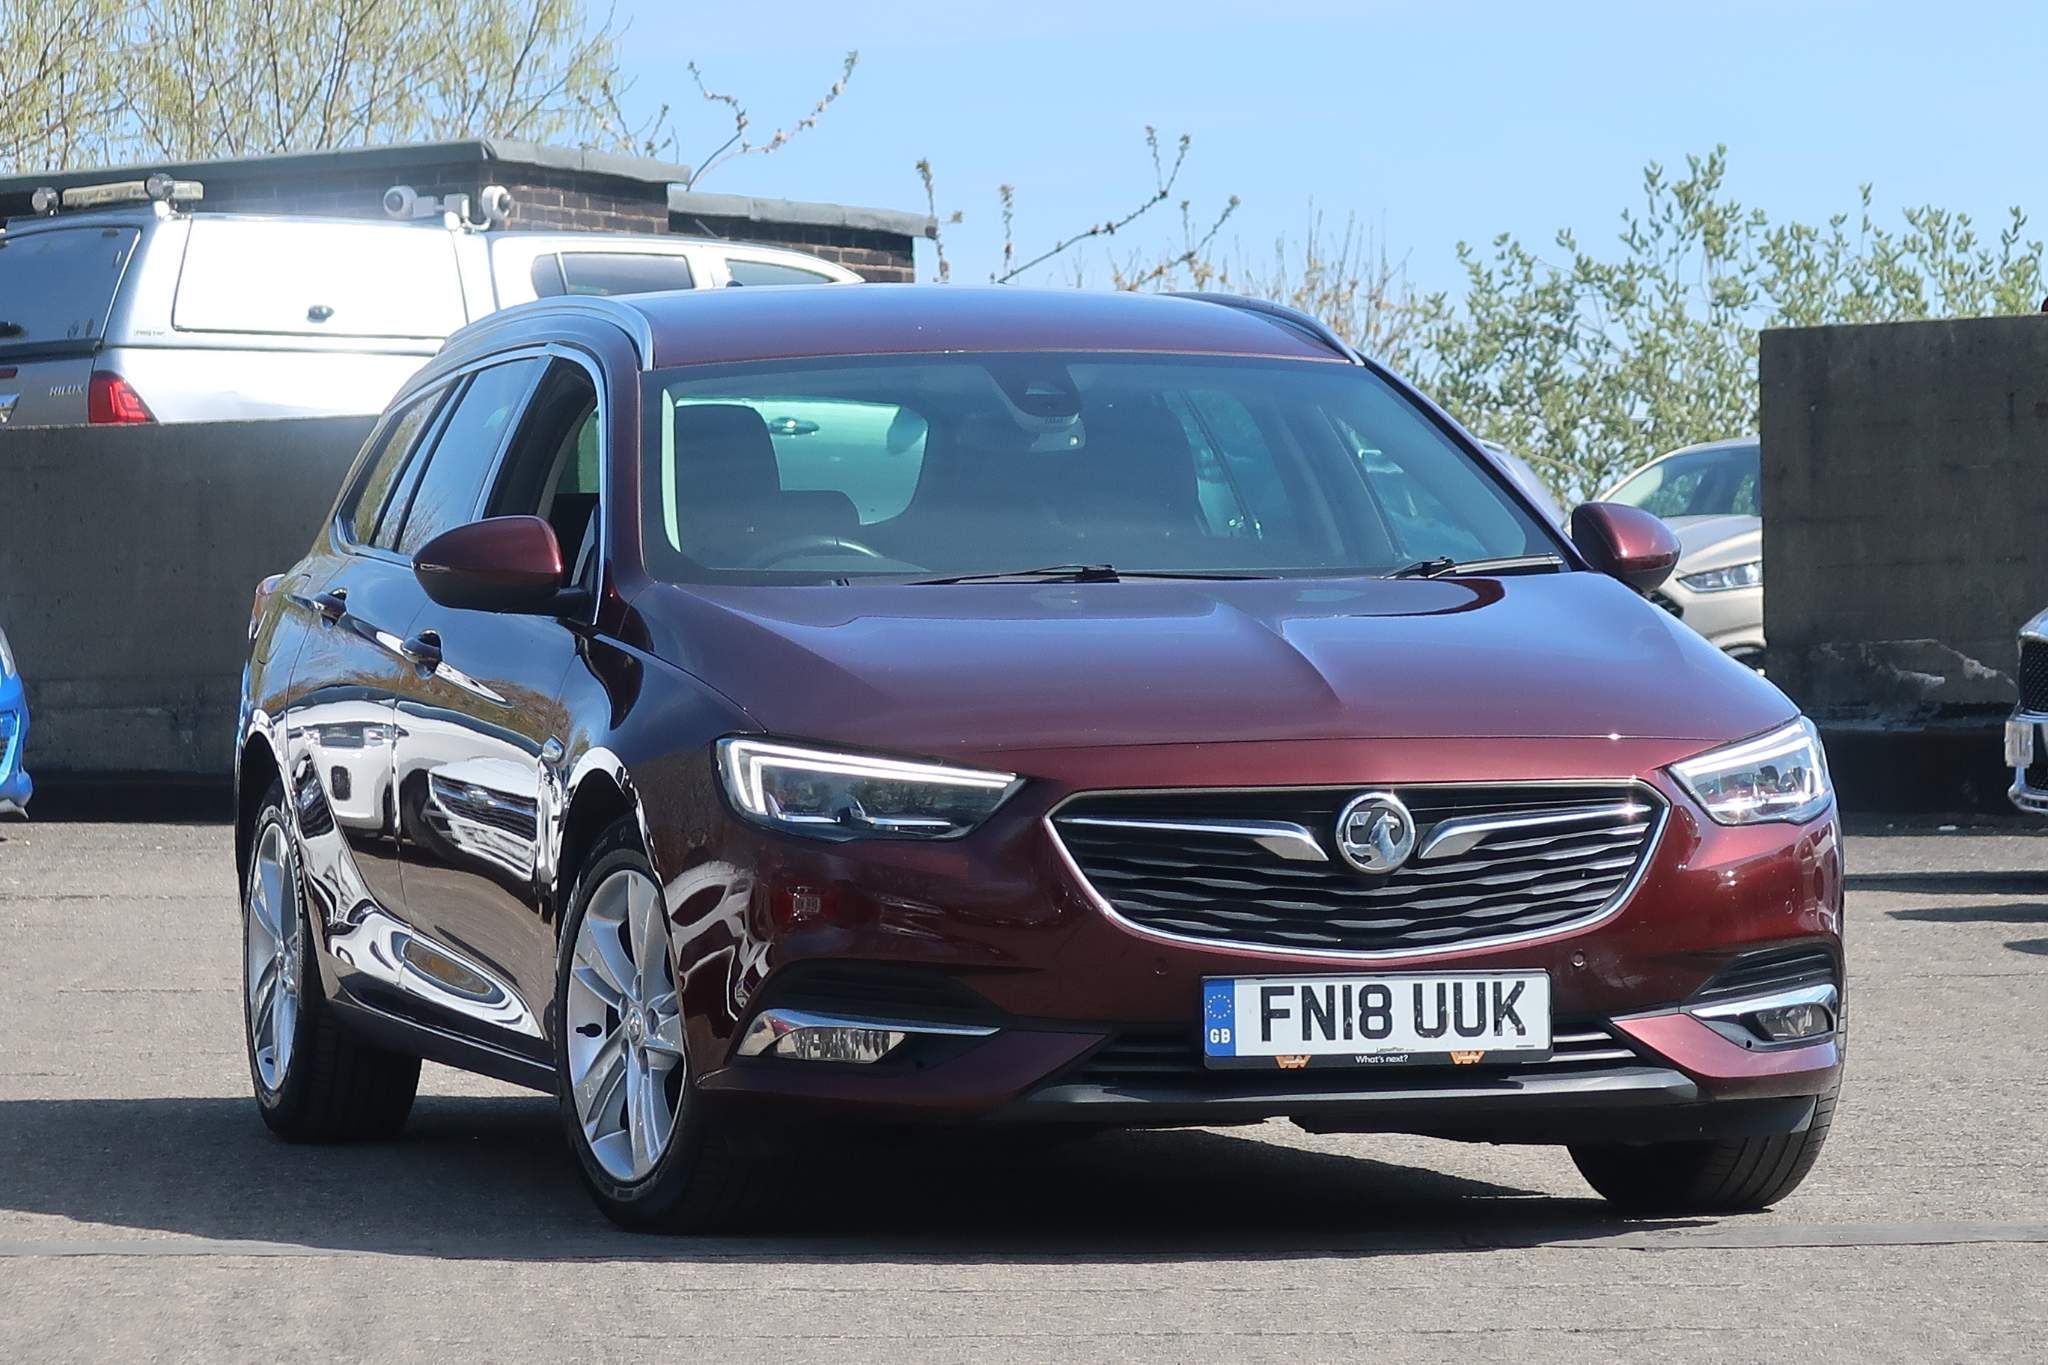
(1569, 1087, 1839, 1213)
(244, 780, 420, 1141)
(554, 817, 770, 1232)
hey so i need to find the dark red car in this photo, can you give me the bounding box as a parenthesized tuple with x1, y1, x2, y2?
(235, 286, 1843, 1230)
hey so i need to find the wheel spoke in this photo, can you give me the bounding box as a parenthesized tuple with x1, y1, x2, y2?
(573, 1029, 627, 1131)
(272, 985, 296, 1074)
(573, 921, 634, 1006)
(624, 1059, 647, 1172)
(569, 962, 624, 1015)
(257, 856, 287, 940)
(644, 1006, 685, 1061)
(626, 876, 665, 1006)
(251, 961, 278, 1048)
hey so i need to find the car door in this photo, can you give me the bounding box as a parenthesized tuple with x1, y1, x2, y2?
(279, 385, 451, 942)
(384, 353, 600, 1056)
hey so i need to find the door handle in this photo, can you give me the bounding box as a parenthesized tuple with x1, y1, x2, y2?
(399, 629, 443, 670)
(312, 589, 348, 624)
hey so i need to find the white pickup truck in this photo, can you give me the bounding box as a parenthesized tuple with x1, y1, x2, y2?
(0, 185, 858, 427)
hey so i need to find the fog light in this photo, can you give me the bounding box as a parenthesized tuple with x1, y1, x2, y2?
(736, 1006, 998, 1064)
(1688, 983, 1839, 1046)
(1751, 1001, 1834, 1041)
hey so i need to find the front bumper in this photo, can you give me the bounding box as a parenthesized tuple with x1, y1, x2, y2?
(0, 675, 30, 816)
(674, 737, 1845, 1140)
(2006, 710, 2048, 814)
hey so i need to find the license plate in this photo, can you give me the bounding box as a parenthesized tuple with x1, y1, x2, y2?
(1202, 971, 1551, 1069)
(2007, 718, 2036, 769)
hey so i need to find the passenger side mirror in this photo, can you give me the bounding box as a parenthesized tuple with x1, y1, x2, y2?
(1570, 502, 1681, 594)
(412, 516, 567, 614)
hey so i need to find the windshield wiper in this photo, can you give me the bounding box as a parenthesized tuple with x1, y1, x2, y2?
(907, 563, 1269, 586)
(1384, 553, 1567, 580)
(910, 563, 1120, 585)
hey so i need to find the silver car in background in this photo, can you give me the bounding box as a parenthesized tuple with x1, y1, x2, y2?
(1604, 437, 1764, 670)
(0, 181, 858, 427)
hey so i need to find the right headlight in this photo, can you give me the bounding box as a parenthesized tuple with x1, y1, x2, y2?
(716, 737, 1021, 840)
(0, 627, 13, 680)
(1678, 559, 1762, 593)
(1670, 718, 1832, 825)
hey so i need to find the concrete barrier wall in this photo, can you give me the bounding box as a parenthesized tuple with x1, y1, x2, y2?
(1760, 314, 2048, 725)
(0, 418, 373, 777)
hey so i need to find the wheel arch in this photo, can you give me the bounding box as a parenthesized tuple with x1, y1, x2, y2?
(236, 721, 287, 890)
(554, 747, 656, 930)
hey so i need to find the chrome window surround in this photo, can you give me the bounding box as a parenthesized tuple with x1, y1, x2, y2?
(1045, 779, 1670, 963)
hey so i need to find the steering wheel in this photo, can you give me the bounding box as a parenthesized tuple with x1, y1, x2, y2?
(745, 533, 890, 569)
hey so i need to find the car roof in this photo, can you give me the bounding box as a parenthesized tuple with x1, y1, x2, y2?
(493, 286, 1355, 370)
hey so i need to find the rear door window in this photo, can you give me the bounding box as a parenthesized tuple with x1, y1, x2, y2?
(0, 227, 140, 353)
(389, 359, 543, 556)
(173, 220, 465, 338)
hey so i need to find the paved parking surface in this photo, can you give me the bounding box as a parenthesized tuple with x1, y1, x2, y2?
(1, 819, 2045, 1361)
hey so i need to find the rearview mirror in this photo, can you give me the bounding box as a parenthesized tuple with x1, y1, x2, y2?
(412, 515, 566, 614)
(1570, 502, 1681, 594)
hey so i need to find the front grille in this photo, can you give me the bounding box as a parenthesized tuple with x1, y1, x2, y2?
(429, 776, 538, 841)
(2023, 638, 2048, 713)
(1689, 944, 1838, 1004)
(1053, 784, 1663, 955)
(1648, 589, 1684, 619)
(1071, 1024, 1640, 1091)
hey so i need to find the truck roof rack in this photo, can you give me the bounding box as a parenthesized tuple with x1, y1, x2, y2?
(25, 174, 203, 216)
(1169, 292, 1361, 364)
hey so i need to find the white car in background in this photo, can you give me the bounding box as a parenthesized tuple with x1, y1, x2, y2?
(0, 180, 859, 427)
(1604, 437, 1764, 670)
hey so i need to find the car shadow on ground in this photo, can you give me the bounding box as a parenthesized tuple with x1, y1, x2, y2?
(1885, 902, 2048, 957)
(1849, 870, 2048, 896)
(0, 1095, 1690, 1261)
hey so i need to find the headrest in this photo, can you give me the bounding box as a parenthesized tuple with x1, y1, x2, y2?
(671, 404, 780, 502)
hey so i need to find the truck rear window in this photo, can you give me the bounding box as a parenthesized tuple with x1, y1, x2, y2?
(0, 227, 139, 353)
(173, 220, 466, 339)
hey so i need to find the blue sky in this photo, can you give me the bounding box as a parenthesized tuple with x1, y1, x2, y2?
(610, 0, 2048, 295)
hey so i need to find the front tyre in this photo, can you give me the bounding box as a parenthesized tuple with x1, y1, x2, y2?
(1569, 1087, 1839, 1213)
(554, 819, 765, 1232)
(243, 781, 420, 1141)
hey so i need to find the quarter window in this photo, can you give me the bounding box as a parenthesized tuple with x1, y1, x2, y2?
(725, 258, 834, 287)
(390, 358, 543, 556)
(343, 389, 444, 545)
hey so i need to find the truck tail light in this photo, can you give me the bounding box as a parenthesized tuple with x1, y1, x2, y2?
(88, 370, 155, 424)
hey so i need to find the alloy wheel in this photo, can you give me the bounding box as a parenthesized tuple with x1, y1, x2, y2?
(566, 869, 684, 1183)
(244, 821, 302, 1092)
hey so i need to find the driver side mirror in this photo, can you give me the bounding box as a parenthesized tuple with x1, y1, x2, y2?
(412, 515, 566, 614)
(1570, 502, 1681, 594)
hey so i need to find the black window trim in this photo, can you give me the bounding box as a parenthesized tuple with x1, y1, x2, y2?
(472, 342, 610, 624)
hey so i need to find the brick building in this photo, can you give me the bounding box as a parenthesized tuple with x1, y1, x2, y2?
(0, 138, 932, 282)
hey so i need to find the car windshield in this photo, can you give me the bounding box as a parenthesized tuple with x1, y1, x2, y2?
(1607, 443, 1760, 519)
(639, 352, 1562, 583)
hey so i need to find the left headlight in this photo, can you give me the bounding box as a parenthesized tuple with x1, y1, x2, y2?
(716, 737, 1021, 840)
(1670, 718, 1832, 825)
(0, 628, 13, 679)
(1678, 559, 1762, 593)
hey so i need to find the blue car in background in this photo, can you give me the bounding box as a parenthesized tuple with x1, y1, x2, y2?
(0, 625, 29, 816)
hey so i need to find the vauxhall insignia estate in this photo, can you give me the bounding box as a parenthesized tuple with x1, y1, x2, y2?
(234, 286, 1844, 1229)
